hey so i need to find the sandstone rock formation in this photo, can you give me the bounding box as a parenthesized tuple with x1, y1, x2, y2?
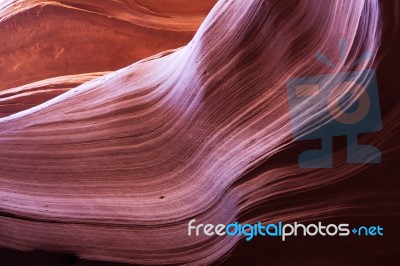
(0, 0, 399, 265)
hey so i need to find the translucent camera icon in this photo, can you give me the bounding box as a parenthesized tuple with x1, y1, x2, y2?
(286, 70, 382, 168)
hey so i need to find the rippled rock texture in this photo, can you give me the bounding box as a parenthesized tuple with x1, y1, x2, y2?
(0, 0, 215, 116)
(1, 0, 399, 265)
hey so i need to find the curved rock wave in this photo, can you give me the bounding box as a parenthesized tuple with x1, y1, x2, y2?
(0, 0, 399, 265)
(0, 0, 215, 95)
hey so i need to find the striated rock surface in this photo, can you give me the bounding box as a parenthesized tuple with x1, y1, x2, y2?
(0, 0, 399, 265)
(0, 0, 215, 107)
(0, 72, 109, 117)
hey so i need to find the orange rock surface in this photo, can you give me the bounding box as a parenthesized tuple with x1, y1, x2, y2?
(0, 0, 399, 265)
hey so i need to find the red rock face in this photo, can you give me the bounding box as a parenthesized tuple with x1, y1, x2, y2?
(0, 0, 215, 116)
(0, 0, 399, 265)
